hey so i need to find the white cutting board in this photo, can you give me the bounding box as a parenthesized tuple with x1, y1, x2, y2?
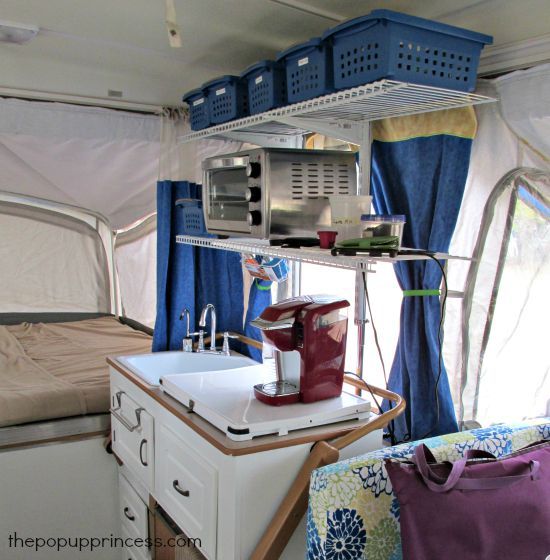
(160, 367, 371, 441)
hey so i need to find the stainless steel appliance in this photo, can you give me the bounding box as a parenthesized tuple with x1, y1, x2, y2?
(202, 148, 357, 239)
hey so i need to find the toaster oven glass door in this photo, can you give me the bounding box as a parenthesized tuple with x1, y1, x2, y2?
(207, 168, 250, 233)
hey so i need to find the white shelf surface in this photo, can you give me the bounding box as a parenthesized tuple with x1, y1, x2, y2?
(177, 80, 495, 145)
(176, 235, 467, 271)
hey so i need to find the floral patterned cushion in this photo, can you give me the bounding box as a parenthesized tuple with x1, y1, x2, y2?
(307, 418, 550, 560)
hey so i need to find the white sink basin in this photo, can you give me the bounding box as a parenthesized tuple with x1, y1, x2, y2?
(116, 351, 259, 386)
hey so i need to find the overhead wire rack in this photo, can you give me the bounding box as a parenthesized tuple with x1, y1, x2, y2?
(177, 79, 495, 143)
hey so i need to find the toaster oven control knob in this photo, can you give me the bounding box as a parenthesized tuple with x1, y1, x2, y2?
(245, 187, 261, 203)
(247, 210, 262, 226)
(246, 162, 261, 178)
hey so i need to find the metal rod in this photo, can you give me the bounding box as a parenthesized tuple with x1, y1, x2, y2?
(355, 123, 373, 382)
(358, 125, 372, 197)
(355, 269, 368, 384)
(109, 407, 144, 432)
(266, 0, 342, 22)
(291, 260, 301, 298)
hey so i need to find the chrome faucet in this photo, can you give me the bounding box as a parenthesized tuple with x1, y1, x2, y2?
(199, 303, 217, 352)
(179, 308, 193, 352)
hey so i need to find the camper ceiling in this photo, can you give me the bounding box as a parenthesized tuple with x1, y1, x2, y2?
(1, 0, 549, 108)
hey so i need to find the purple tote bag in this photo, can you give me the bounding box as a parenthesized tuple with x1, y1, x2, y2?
(385, 441, 550, 560)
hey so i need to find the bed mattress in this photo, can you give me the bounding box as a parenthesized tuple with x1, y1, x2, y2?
(0, 316, 152, 428)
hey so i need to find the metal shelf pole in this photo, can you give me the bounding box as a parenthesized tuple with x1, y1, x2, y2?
(355, 124, 372, 381)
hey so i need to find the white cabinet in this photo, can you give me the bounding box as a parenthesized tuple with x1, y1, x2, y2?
(155, 423, 218, 559)
(111, 381, 155, 490)
(109, 364, 383, 560)
(120, 525, 149, 560)
(119, 473, 150, 545)
(118, 472, 151, 560)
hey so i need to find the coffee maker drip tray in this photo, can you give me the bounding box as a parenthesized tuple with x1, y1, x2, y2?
(256, 381, 298, 397)
(160, 367, 371, 442)
(254, 380, 301, 406)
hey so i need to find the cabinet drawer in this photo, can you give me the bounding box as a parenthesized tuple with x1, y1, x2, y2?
(119, 473, 149, 541)
(111, 386, 154, 490)
(121, 523, 150, 560)
(155, 424, 217, 559)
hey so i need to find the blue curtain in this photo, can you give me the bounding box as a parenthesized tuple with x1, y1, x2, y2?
(371, 136, 470, 441)
(152, 180, 245, 352)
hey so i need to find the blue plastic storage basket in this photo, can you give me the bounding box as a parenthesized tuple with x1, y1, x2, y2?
(176, 199, 207, 235)
(240, 60, 286, 115)
(203, 75, 248, 124)
(276, 37, 334, 103)
(322, 10, 492, 92)
(182, 88, 210, 131)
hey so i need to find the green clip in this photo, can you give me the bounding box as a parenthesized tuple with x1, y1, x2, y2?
(255, 280, 272, 291)
(403, 289, 441, 297)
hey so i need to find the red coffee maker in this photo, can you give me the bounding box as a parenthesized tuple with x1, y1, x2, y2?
(251, 295, 350, 406)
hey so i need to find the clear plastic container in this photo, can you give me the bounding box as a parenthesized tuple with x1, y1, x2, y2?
(361, 214, 406, 249)
(329, 195, 372, 240)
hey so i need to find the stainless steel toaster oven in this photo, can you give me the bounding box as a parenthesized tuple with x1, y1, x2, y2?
(202, 148, 357, 239)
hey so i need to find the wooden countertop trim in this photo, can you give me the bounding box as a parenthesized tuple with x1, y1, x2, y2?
(107, 357, 377, 457)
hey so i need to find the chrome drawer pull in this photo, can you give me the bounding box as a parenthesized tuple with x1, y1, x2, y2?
(109, 407, 144, 432)
(172, 480, 190, 497)
(123, 507, 135, 522)
(139, 439, 148, 466)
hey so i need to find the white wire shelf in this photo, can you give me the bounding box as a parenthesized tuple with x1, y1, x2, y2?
(176, 235, 465, 272)
(177, 80, 495, 144)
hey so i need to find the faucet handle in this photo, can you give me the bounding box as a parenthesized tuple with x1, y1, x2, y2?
(182, 337, 193, 353)
(196, 330, 205, 352)
(182, 331, 201, 353)
(222, 331, 239, 356)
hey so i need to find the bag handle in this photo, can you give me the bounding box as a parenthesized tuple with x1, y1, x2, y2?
(413, 446, 497, 486)
(413, 445, 468, 492)
(453, 461, 539, 490)
(414, 444, 540, 493)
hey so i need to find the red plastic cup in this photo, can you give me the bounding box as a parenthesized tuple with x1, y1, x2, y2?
(317, 230, 338, 249)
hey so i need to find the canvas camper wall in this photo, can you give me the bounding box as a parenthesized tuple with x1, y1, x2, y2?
(444, 66, 550, 426)
(0, 99, 160, 228)
(0, 99, 164, 325)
